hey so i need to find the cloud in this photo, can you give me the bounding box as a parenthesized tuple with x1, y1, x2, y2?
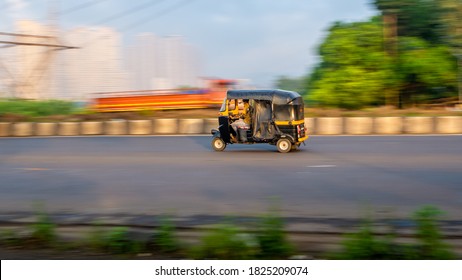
(0, 0, 27, 29)
(5, 0, 28, 13)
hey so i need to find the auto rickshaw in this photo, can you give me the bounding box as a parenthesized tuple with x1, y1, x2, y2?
(210, 89, 308, 153)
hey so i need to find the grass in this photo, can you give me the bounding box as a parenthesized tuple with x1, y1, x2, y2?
(332, 206, 456, 260)
(0, 99, 77, 118)
(190, 222, 258, 260)
(0, 206, 458, 259)
(86, 225, 139, 255)
(256, 212, 293, 259)
(29, 212, 57, 246)
(149, 216, 181, 254)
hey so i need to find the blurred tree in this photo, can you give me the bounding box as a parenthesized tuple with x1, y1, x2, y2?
(438, 0, 462, 47)
(373, 0, 445, 44)
(306, 1, 460, 109)
(397, 37, 457, 105)
(437, 0, 462, 104)
(308, 19, 396, 109)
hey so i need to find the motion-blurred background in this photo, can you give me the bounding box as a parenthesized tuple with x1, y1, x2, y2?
(0, 0, 461, 113)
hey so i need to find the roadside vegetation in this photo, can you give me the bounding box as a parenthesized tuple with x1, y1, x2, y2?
(0, 99, 78, 121)
(1, 98, 461, 123)
(276, 0, 462, 110)
(0, 206, 458, 260)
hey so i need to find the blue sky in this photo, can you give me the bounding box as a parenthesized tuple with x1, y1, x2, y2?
(1, 0, 377, 87)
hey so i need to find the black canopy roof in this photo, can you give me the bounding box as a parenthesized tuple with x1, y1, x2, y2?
(227, 89, 303, 105)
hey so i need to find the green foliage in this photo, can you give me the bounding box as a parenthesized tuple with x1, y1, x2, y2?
(333, 222, 413, 259)
(30, 213, 56, 245)
(0, 99, 77, 118)
(439, 0, 462, 54)
(334, 206, 455, 259)
(307, 0, 461, 109)
(86, 223, 107, 251)
(397, 37, 457, 104)
(105, 227, 137, 254)
(256, 212, 293, 259)
(309, 20, 395, 109)
(413, 206, 455, 259)
(374, 0, 445, 44)
(190, 223, 257, 260)
(0, 229, 22, 246)
(151, 216, 181, 253)
(86, 225, 137, 254)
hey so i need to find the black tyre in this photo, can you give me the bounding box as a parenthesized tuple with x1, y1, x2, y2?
(212, 137, 226, 151)
(277, 138, 292, 153)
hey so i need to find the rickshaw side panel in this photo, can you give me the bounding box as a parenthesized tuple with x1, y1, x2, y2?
(218, 116, 232, 143)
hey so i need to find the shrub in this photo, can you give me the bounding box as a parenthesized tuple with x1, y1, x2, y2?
(333, 222, 406, 259)
(104, 227, 137, 254)
(256, 213, 293, 259)
(191, 223, 257, 259)
(86, 225, 137, 254)
(334, 206, 456, 259)
(413, 206, 455, 259)
(149, 216, 181, 253)
(30, 213, 56, 245)
(0, 229, 21, 247)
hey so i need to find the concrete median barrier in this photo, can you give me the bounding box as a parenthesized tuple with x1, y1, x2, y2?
(58, 122, 79, 136)
(375, 117, 403, 134)
(404, 117, 434, 134)
(153, 119, 178, 134)
(315, 117, 343, 135)
(128, 120, 152, 135)
(105, 120, 127, 135)
(36, 123, 57, 136)
(178, 119, 204, 134)
(204, 118, 218, 134)
(12, 122, 33, 137)
(436, 116, 462, 134)
(345, 117, 373, 135)
(1, 116, 462, 137)
(304, 118, 315, 135)
(0, 123, 10, 137)
(81, 121, 103, 135)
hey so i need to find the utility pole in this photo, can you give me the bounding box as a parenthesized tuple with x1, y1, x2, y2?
(457, 54, 462, 108)
(0, 32, 77, 99)
(383, 11, 399, 108)
(441, 0, 462, 108)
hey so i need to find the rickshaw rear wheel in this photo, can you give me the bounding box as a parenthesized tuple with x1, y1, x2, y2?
(277, 138, 292, 153)
(212, 137, 226, 151)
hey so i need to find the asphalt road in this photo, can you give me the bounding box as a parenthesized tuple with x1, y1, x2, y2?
(0, 135, 461, 219)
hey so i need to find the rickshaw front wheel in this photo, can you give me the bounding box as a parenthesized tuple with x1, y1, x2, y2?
(212, 137, 226, 151)
(277, 138, 292, 153)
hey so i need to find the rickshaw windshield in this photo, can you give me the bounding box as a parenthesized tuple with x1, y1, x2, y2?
(219, 99, 227, 112)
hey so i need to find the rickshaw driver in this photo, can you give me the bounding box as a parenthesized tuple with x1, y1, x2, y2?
(229, 99, 251, 142)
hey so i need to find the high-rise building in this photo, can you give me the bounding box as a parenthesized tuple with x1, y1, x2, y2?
(125, 33, 159, 90)
(61, 26, 129, 101)
(2, 20, 202, 101)
(125, 34, 201, 90)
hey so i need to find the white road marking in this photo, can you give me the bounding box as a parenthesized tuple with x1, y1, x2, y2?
(306, 165, 336, 168)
